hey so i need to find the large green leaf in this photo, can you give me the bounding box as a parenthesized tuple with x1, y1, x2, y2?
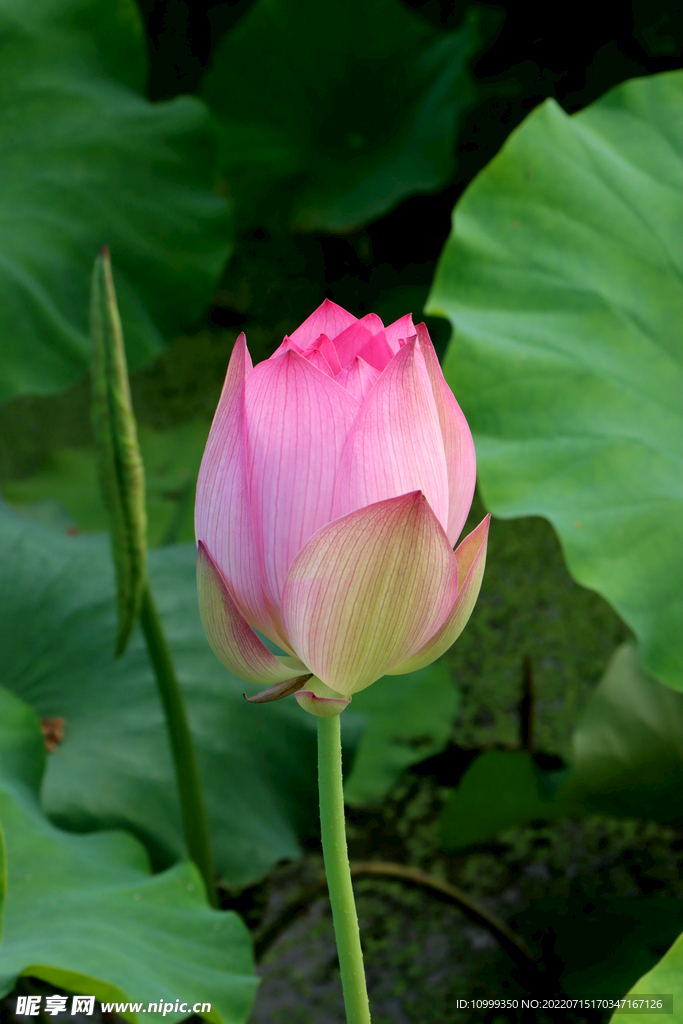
(3, 420, 211, 547)
(427, 71, 683, 690)
(612, 931, 683, 1021)
(515, 896, 683, 1001)
(201, 0, 477, 232)
(0, 686, 256, 1023)
(0, 503, 456, 884)
(0, 503, 318, 886)
(441, 643, 683, 850)
(0, 0, 231, 404)
(440, 750, 572, 850)
(562, 643, 683, 822)
(344, 660, 460, 807)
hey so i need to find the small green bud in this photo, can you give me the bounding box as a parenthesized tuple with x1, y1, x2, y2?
(90, 248, 147, 655)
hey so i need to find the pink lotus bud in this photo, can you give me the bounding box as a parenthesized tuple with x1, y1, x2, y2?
(195, 300, 489, 707)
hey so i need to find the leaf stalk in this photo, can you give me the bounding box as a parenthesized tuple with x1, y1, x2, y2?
(90, 248, 217, 907)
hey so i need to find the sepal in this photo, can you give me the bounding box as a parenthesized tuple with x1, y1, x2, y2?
(244, 674, 312, 703)
(295, 678, 351, 718)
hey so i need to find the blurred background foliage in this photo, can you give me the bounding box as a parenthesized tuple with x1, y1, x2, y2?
(0, 0, 681, 1021)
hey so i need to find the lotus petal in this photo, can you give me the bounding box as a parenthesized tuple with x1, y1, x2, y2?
(384, 313, 415, 353)
(195, 334, 275, 640)
(334, 313, 393, 371)
(417, 323, 476, 546)
(331, 338, 449, 532)
(197, 542, 304, 685)
(289, 298, 357, 348)
(245, 350, 360, 621)
(388, 515, 490, 675)
(270, 334, 303, 359)
(281, 492, 458, 695)
(334, 356, 381, 403)
(302, 334, 343, 376)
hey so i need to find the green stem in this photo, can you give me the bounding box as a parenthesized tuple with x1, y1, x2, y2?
(317, 715, 371, 1024)
(139, 583, 218, 908)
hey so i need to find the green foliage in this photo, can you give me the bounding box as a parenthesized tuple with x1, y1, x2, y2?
(0, 0, 230, 404)
(428, 71, 683, 691)
(2, 421, 210, 546)
(441, 643, 683, 850)
(0, 504, 459, 887)
(562, 643, 683, 821)
(201, 0, 477, 232)
(440, 750, 570, 850)
(612, 931, 683, 1021)
(517, 896, 683, 999)
(0, 0, 679, 1004)
(345, 660, 460, 807)
(446, 497, 629, 759)
(0, 686, 256, 1023)
(0, 503, 317, 886)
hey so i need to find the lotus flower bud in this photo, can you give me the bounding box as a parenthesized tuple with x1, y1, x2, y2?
(195, 301, 489, 711)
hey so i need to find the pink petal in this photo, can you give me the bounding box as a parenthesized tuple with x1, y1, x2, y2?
(289, 298, 357, 348)
(270, 334, 303, 358)
(384, 313, 416, 354)
(334, 356, 381, 403)
(302, 333, 343, 377)
(416, 323, 477, 546)
(282, 492, 458, 695)
(331, 337, 450, 533)
(195, 334, 275, 641)
(244, 349, 361, 625)
(334, 313, 394, 372)
(388, 515, 490, 675)
(197, 542, 305, 685)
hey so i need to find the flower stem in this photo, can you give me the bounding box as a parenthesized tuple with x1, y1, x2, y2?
(317, 715, 371, 1024)
(139, 582, 218, 908)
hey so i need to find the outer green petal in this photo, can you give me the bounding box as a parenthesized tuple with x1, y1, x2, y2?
(197, 542, 305, 686)
(388, 514, 490, 675)
(281, 492, 458, 695)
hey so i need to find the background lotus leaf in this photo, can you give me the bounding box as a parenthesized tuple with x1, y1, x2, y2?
(0, 0, 231, 404)
(441, 643, 683, 851)
(201, 0, 479, 232)
(0, 504, 462, 886)
(3, 420, 210, 546)
(427, 71, 683, 691)
(0, 503, 318, 886)
(344, 659, 460, 807)
(0, 685, 256, 1024)
(611, 931, 683, 1021)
